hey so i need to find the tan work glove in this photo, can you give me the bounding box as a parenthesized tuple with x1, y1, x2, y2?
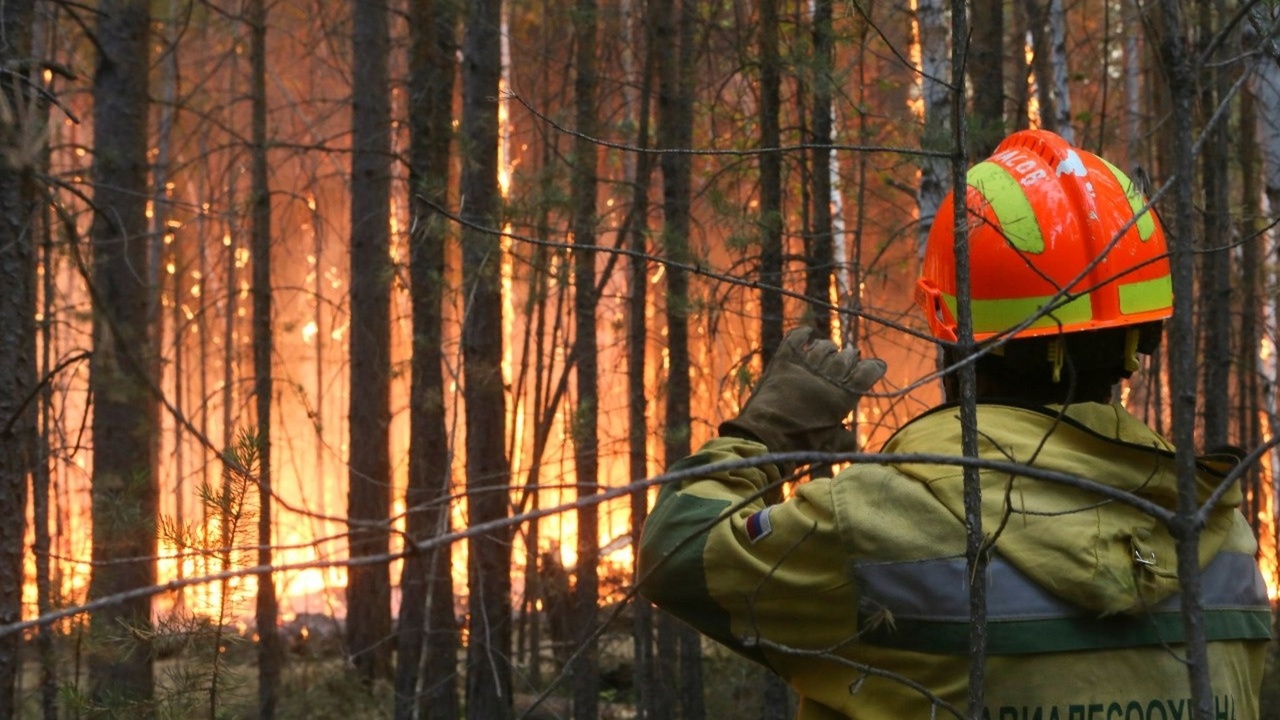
(720, 327, 887, 461)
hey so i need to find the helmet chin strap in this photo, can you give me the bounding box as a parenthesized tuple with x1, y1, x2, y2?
(1123, 328, 1142, 373)
(1045, 328, 1141, 384)
(1047, 338, 1065, 383)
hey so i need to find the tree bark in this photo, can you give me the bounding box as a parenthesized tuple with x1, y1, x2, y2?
(461, 0, 513, 713)
(32, 14, 57, 719)
(1024, 0, 1058, 135)
(1011, 0, 1031, 131)
(398, 0, 461, 716)
(248, 0, 282, 714)
(625, 0, 657, 713)
(1124, 0, 1143, 167)
(657, 0, 704, 715)
(759, 0, 783, 364)
(87, 0, 156, 710)
(1154, 1, 1216, 716)
(757, 1, 788, 711)
(651, 0, 680, 715)
(806, 0, 835, 338)
(571, 0, 601, 714)
(970, 0, 1004, 157)
(1243, 11, 1280, 716)
(0, 1, 37, 715)
(1197, 0, 1230, 450)
(35, 131, 56, 720)
(347, 0, 394, 684)
(917, 0, 951, 257)
(1047, 0, 1072, 141)
(34, 8, 58, 713)
(1237, 62, 1263, 549)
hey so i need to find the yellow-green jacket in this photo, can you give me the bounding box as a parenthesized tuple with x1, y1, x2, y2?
(638, 402, 1271, 719)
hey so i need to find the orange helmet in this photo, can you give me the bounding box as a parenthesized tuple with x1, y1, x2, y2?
(915, 130, 1172, 344)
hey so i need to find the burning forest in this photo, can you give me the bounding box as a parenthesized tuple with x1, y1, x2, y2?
(2, 0, 1280, 718)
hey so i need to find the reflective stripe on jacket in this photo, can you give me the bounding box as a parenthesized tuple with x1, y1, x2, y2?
(638, 401, 1270, 719)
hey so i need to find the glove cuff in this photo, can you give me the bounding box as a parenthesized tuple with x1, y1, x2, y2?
(718, 419, 765, 445)
(719, 419, 795, 476)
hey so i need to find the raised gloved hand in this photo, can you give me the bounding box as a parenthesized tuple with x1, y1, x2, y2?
(720, 327, 887, 459)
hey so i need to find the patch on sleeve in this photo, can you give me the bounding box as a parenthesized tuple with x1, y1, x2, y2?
(744, 506, 775, 544)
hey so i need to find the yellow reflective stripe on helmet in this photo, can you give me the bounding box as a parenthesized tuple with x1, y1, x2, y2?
(968, 161, 1045, 253)
(942, 292, 1092, 334)
(1118, 275, 1173, 315)
(1099, 158, 1156, 241)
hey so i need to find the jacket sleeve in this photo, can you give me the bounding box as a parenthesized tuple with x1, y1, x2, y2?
(636, 436, 860, 670)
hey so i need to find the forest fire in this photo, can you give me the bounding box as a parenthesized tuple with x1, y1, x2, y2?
(7, 0, 1280, 717)
(1248, 417, 1280, 601)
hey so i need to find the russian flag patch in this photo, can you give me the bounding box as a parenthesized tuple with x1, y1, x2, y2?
(745, 506, 775, 544)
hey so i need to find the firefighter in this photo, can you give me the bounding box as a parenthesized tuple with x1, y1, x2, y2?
(637, 130, 1271, 719)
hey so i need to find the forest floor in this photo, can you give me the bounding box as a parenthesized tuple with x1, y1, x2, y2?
(15, 620, 774, 719)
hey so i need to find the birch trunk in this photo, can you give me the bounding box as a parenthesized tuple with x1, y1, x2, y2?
(808, 0, 835, 339)
(1048, 0, 1073, 141)
(917, 0, 951, 257)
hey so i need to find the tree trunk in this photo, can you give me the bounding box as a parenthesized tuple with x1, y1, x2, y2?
(461, 0, 513, 713)
(1124, 0, 1142, 167)
(1197, 0, 1230, 450)
(34, 10, 58, 713)
(1024, 0, 1058, 134)
(398, 0, 460, 716)
(1154, 1, 1216, 716)
(220, 29, 241, 520)
(347, 0, 394, 684)
(756, 1, 787, 711)
(917, 0, 951, 257)
(36, 128, 57, 720)
(87, 0, 156, 710)
(1244, 12, 1280, 717)
(939, 1, 990, 717)
(806, 0, 835, 338)
(1237, 67, 1263, 549)
(657, 0, 704, 715)
(249, 0, 282, 714)
(571, 0, 601, 714)
(32, 13, 56, 719)
(152, 3, 180, 623)
(759, 0, 783, 363)
(970, 0, 1004, 157)
(651, 0, 679, 715)
(0, 2, 36, 714)
(1047, 0, 1072, 141)
(1010, 0, 1031, 131)
(625, 0, 657, 713)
